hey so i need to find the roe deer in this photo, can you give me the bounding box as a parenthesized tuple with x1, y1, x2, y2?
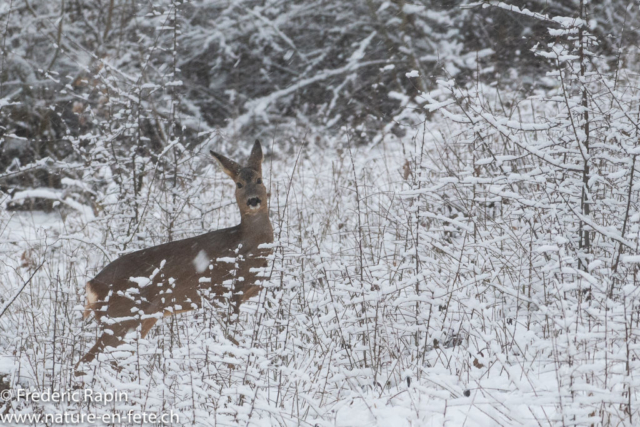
(76, 140, 273, 371)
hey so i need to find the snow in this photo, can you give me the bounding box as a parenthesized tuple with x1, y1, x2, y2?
(470, 1, 552, 22)
(402, 4, 425, 15)
(0, 356, 15, 374)
(11, 188, 62, 201)
(8, 188, 95, 219)
(536, 245, 560, 252)
(1, 1, 639, 425)
(3, 126, 636, 425)
(0, 89, 21, 109)
(192, 249, 209, 273)
(129, 277, 152, 287)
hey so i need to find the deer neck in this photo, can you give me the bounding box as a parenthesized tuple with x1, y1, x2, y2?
(239, 210, 273, 244)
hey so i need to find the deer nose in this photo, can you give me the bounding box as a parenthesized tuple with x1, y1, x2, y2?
(247, 197, 261, 208)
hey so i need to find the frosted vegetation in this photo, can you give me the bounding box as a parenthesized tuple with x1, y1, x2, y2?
(1, 0, 640, 425)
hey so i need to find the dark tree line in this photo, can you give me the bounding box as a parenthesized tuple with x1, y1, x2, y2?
(0, 0, 637, 202)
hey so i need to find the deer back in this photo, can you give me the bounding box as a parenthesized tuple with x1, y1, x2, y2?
(85, 222, 272, 323)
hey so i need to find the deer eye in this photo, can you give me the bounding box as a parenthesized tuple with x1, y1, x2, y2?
(256, 178, 262, 184)
(236, 182, 243, 189)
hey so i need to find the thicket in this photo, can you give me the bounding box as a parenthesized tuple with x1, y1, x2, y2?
(1, 0, 640, 425)
(1, 0, 636, 194)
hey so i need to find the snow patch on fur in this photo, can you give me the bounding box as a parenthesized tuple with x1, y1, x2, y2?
(192, 250, 209, 273)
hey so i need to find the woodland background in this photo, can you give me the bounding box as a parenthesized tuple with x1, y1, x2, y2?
(1, 0, 640, 425)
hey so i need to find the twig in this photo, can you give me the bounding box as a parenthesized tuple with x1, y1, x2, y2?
(0, 261, 45, 319)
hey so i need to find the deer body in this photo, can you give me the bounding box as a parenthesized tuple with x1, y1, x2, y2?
(78, 141, 272, 368)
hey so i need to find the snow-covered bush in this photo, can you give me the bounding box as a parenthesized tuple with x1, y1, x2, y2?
(1, 1, 640, 426)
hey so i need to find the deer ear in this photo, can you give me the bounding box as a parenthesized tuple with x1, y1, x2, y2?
(247, 139, 263, 173)
(210, 150, 241, 179)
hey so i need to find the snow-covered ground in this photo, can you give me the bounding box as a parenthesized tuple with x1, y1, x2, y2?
(2, 0, 640, 424)
(1, 117, 639, 426)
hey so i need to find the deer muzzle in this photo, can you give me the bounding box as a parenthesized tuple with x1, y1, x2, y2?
(247, 197, 261, 209)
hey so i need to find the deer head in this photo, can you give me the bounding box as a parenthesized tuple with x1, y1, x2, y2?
(210, 140, 268, 218)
